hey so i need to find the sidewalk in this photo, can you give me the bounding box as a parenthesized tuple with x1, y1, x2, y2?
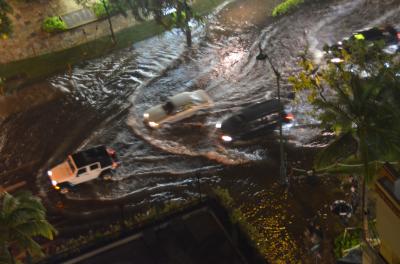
(0, 0, 82, 63)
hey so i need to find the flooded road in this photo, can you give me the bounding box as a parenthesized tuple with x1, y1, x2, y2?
(1, 0, 400, 261)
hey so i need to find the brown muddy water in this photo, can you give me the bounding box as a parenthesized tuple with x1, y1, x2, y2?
(1, 0, 400, 262)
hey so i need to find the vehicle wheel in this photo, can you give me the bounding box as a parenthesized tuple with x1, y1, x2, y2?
(102, 172, 112, 181)
(60, 187, 69, 194)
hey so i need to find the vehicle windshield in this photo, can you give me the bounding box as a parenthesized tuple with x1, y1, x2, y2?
(67, 158, 76, 172)
(162, 101, 175, 115)
(232, 114, 246, 125)
(247, 112, 280, 130)
(190, 94, 206, 104)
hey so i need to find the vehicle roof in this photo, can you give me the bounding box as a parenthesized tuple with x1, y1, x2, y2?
(238, 99, 283, 120)
(355, 26, 398, 40)
(71, 145, 112, 168)
(169, 90, 210, 107)
(144, 90, 212, 123)
(221, 99, 284, 133)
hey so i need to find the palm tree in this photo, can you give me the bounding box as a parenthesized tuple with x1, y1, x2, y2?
(316, 71, 400, 239)
(290, 40, 400, 241)
(0, 192, 57, 263)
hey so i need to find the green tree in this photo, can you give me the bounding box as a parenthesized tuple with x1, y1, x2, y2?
(124, 0, 202, 47)
(76, 0, 202, 47)
(0, 192, 57, 263)
(290, 40, 400, 240)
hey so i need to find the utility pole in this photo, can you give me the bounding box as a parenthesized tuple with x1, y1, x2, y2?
(257, 43, 287, 185)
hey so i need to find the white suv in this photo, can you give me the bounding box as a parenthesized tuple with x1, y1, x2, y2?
(47, 145, 120, 194)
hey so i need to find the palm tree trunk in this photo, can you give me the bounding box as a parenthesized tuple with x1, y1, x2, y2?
(102, 0, 117, 45)
(359, 133, 369, 242)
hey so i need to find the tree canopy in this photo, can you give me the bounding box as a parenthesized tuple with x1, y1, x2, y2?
(290, 38, 400, 240)
(290, 39, 400, 177)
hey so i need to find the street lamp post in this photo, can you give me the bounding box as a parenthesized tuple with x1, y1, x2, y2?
(256, 43, 287, 186)
(196, 173, 202, 201)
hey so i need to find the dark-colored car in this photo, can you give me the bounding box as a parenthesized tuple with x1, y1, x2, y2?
(326, 25, 400, 63)
(215, 99, 293, 143)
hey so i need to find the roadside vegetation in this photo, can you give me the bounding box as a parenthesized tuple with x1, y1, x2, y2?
(0, 0, 12, 37)
(0, 191, 57, 264)
(76, 0, 202, 47)
(212, 187, 266, 256)
(290, 39, 400, 241)
(334, 227, 362, 258)
(42, 16, 67, 33)
(44, 199, 194, 261)
(272, 0, 304, 17)
(36, 189, 263, 263)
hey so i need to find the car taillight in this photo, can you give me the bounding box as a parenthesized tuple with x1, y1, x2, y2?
(107, 148, 116, 157)
(284, 113, 294, 121)
(397, 32, 400, 40)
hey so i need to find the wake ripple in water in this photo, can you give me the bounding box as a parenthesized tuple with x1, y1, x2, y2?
(38, 0, 400, 202)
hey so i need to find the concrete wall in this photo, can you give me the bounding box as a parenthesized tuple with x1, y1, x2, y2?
(0, 0, 224, 65)
(0, 0, 141, 64)
(0, 0, 226, 91)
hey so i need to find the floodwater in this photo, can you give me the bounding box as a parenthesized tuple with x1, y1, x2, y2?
(1, 0, 400, 262)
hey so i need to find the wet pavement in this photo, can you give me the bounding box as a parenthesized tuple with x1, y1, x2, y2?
(1, 0, 400, 262)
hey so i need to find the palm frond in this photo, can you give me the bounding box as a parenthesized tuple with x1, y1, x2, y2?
(0, 192, 56, 261)
(315, 132, 356, 169)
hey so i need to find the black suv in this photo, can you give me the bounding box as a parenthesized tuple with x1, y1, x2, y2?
(326, 25, 400, 63)
(215, 99, 293, 143)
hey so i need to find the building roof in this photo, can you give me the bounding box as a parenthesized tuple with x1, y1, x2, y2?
(376, 163, 400, 217)
(43, 199, 266, 264)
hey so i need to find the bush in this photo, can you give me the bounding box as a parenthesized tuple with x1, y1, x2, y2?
(334, 228, 362, 258)
(272, 0, 304, 17)
(211, 187, 265, 254)
(92, 1, 107, 18)
(42, 16, 67, 33)
(91, 0, 122, 18)
(212, 187, 234, 207)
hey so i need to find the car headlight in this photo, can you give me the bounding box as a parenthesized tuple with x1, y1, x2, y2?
(51, 180, 57, 186)
(148, 121, 159, 128)
(215, 122, 222, 129)
(330, 58, 344, 64)
(221, 135, 232, 142)
(47, 170, 53, 176)
(143, 113, 149, 119)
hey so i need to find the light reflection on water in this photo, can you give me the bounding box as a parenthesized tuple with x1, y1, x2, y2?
(1, 0, 400, 261)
